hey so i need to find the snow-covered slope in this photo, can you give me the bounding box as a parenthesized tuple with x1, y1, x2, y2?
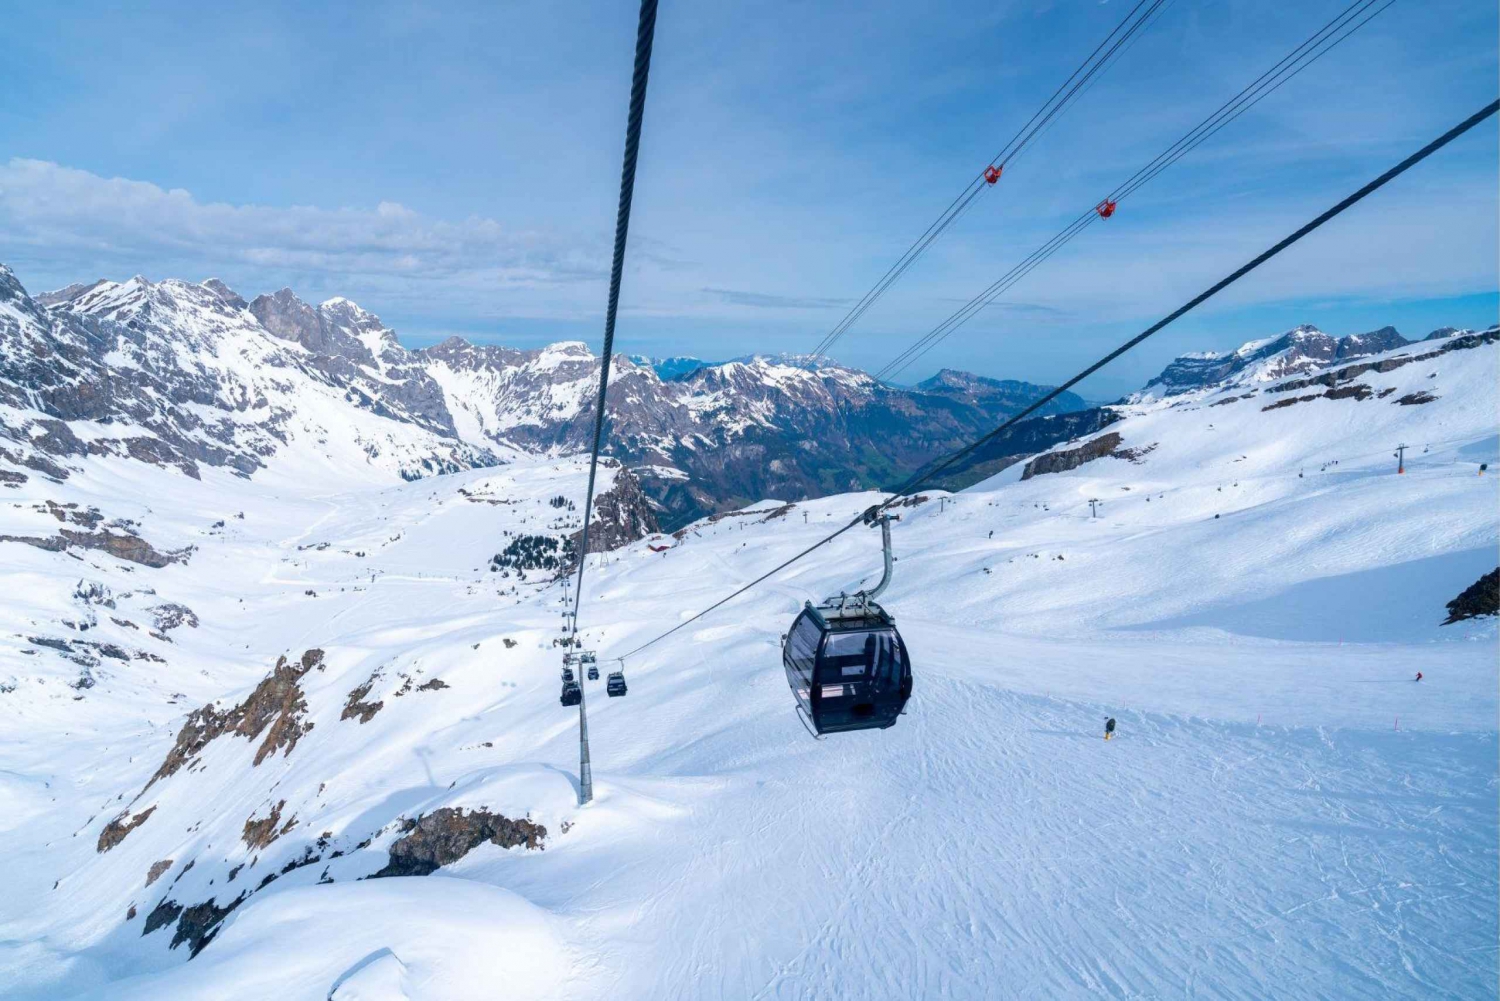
(0, 318, 1494, 998)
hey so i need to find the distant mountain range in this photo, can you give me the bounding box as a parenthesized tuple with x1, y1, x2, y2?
(2, 267, 1085, 528)
(2, 264, 1485, 528)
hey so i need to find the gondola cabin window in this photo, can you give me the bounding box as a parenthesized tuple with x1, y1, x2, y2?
(784, 613, 820, 705)
(818, 630, 903, 691)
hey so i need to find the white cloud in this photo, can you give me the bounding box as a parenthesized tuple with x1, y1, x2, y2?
(0, 158, 610, 307)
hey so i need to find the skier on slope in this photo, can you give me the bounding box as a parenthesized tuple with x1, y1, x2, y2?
(1415, 672, 1423, 682)
(1104, 717, 1116, 741)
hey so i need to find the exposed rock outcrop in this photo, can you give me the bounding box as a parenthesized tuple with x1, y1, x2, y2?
(0, 527, 190, 568)
(1443, 569, 1499, 625)
(369, 807, 547, 878)
(146, 649, 323, 790)
(1019, 431, 1156, 480)
(341, 673, 384, 724)
(243, 800, 294, 849)
(1022, 433, 1124, 479)
(143, 892, 247, 957)
(571, 463, 660, 554)
(98, 806, 156, 853)
(150, 603, 199, 631)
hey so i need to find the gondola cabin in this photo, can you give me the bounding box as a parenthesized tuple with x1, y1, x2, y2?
(606, 670, 628, 697)
(783, 600, 911, 735)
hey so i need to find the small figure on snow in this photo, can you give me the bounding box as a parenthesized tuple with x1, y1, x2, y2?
(1414, 672, 1423, 682)
(1104, 717, 1116, 741)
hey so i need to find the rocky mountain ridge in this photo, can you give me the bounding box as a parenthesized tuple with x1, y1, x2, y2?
(1134, 323, 1455, 398)
(1, 266, 1086, 528)
(4, 265, 1486, 529)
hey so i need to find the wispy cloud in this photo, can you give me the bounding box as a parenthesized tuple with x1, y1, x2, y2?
(0, 158, 608, 299)
(700, 287, 852, 310)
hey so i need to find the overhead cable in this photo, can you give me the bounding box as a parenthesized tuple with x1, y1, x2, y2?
(615, 98, 1498, 663)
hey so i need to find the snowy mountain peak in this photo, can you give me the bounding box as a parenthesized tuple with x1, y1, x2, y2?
(249, 288, 397, 360)
(1139, 324, 1419, 399)
(200, 278, 247, 310)
(536, 341, 594, 364)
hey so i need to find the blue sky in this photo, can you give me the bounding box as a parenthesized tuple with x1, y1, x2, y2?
(1, 0, 1494, 397)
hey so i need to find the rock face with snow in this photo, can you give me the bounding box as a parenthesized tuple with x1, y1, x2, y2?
(248, 290, 458, 438)
(0, 264, 1085, 529)
(418, 338, 1091, 525)
(1137, 324, 1420, 398)
(1, 266, 492, 484)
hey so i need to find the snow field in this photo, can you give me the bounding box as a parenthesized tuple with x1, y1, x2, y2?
(0, 338, 1494, 999)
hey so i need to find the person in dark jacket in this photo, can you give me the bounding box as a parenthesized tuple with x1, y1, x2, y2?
(1104, 717, 1116, 741)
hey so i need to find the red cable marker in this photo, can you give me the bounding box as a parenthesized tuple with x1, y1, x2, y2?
(983, 165, 1002, 185)
(1096, 198, 1117, 218)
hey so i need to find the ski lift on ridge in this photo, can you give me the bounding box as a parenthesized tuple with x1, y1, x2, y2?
(1096, 198, 1117, 219)
(983, 165, 1002, 185)
(780, 507, 912, 737)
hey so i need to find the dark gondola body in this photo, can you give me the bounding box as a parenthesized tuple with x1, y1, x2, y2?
(606, 671, 628, 697)
(560, 680, 582, 706)
(782, 601, 911, 735)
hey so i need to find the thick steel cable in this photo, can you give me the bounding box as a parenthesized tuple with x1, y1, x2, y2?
(885, 99, 1499, 497)
(802, 0, 1167, 369)
(876, 0, 1390, 381)
(569, 0, 658, 644)
(875, 0, 1397, 382)
(615, 100, 1498, 663)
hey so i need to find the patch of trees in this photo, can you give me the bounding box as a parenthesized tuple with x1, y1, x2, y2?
(491, 533, 577, 574)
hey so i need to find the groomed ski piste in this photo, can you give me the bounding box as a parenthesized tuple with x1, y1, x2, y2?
(0, 334, 1495, 1000)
